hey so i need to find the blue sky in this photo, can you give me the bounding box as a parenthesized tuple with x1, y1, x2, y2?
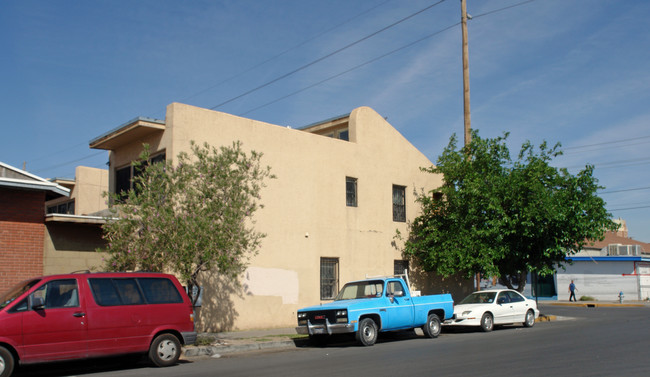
(2, 0, 649, 241)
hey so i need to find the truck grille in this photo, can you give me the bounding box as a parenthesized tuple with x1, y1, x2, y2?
(306, 310, 337, 324)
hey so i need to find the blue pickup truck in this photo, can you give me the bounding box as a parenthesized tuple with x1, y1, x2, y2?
(295, 277, 453, 346)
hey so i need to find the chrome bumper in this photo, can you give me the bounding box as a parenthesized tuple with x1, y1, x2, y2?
(295, 319, 355, 335)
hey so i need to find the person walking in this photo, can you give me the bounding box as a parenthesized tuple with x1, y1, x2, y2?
(568, 280, 578, 302)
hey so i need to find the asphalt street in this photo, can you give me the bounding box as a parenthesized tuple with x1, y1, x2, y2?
(14, 304, 650, 377)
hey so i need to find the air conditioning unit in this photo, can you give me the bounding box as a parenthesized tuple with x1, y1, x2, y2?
(608, 244, 620, 256)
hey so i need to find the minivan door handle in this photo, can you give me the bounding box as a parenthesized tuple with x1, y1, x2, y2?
(73, 312, 86, 317)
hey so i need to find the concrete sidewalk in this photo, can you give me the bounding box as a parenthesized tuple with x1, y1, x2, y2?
(182, 327, 304, 359)
(543, 300, 649, 308)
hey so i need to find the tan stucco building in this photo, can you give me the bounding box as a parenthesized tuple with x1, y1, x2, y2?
(90, 103, 470, 331)
(43, 166, 108, 275)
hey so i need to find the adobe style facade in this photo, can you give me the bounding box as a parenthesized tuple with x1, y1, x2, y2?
(43, 166, 109, 275)
(90, 103, 471, 331)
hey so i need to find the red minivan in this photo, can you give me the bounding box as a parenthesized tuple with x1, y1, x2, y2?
(0, 272, 196, 377)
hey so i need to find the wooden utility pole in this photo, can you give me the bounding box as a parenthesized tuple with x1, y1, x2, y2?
(461, 0, 471, 146)
(461, 0, 479, 290)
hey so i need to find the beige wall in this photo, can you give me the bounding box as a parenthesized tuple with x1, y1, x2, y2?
(104, 103, 471, 331)
(74, 166, 109, 215)
(45, 166, 108, 215)
(43, 222, 105, 275)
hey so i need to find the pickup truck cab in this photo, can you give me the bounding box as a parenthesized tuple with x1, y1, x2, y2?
(296, 277, 453, 346)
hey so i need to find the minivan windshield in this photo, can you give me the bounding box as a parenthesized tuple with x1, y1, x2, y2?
(335, 280, 384, 300)
(0, 278, 41, 309)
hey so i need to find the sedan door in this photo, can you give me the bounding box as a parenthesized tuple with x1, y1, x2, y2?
(492, 292, 515, 324)
(505, 290, 531, 322)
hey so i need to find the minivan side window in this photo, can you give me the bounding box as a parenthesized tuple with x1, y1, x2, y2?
(88, 278, 122, 306)
(89, 277, 182, 306)
(139, 278, 183, 304)
(31, 279, 79, 309)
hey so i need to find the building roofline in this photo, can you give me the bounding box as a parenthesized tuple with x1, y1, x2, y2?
(0, 161, 70, 197)
(567, 256, 650, 262)
(297, 113, 351, 130)
(45, 213, 111, 225)
(89, 116, 165, 150)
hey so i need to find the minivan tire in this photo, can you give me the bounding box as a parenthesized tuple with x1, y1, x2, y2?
(0, 346, 14, 377)
(149, 334, 181, 367)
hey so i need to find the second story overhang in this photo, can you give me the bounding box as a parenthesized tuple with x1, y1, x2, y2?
(89, 117, 165, 151)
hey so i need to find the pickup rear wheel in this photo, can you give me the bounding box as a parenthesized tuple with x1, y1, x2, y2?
(149, 334, 181, 367)
(422, 313, 441, 338)
(0, 346, 15, 377)
(356, 318, 378, 346)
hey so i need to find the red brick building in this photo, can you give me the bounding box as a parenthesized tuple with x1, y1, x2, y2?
(0, 162, 69, 291)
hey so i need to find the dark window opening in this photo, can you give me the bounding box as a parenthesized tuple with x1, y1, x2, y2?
(392, 185, 406, 222)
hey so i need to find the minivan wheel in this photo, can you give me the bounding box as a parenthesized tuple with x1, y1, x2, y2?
(149, 334, 181, 367)
(0, 346, 15, 377)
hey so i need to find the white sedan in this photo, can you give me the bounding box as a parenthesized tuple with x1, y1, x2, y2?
(444, 289, 539, 332)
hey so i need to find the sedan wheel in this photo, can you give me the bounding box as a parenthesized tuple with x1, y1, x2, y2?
(523, 310, 535, 328)
(480, 312, 494, 332)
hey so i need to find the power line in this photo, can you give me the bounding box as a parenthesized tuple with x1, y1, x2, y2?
(209, 0, 447, 110)
(472, 0, 536, 20)
(31, 151, 106, 176)
(180, 0, 393, 104)
(600, 186, 650, 194)
(563, 135, 650, 151)
(608, 205, 650, 212)
(241, 22, 460, 116)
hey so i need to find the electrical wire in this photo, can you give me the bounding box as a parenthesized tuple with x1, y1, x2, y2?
(179, 0, 393, 103)
(240, 22, 460, 116)
(209, 0, 447, 110)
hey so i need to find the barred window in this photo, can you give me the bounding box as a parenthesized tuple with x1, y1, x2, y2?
(394, 260, 409, 276)
(346, 177, 357, 207)
(392, 185, 406, 222)
(320, 258, 339, 300)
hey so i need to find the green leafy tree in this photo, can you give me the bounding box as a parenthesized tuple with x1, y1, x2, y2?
(99, 141, 274, 305)
(400, 131, 615, 291)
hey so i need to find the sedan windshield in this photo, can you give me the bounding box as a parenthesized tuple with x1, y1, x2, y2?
(335, 280, 384, 300)
(459, 292, 497, 305)
(0, 279, 40, 310)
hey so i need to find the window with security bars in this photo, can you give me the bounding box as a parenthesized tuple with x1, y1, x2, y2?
(392, 185, 406, 222)
(320, 258, 339, 300)
(394, 260, 409, 276)
(346, 177, 357, 207)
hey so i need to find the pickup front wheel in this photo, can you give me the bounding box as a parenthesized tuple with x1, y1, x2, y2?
(356, 318, 378, 346)
(422, 313, 441, 338)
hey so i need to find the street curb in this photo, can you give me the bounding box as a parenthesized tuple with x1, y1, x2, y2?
(545, 302, 646, 308)
(183, 340, 297, 358)
(536, 314, 556, 322)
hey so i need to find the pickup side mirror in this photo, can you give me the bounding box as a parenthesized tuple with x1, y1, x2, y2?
(31, 296, 45, 310)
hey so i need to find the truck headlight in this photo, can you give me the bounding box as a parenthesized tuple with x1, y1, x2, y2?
(336, 310, 348, 323)
(297, 312, 308, 325)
